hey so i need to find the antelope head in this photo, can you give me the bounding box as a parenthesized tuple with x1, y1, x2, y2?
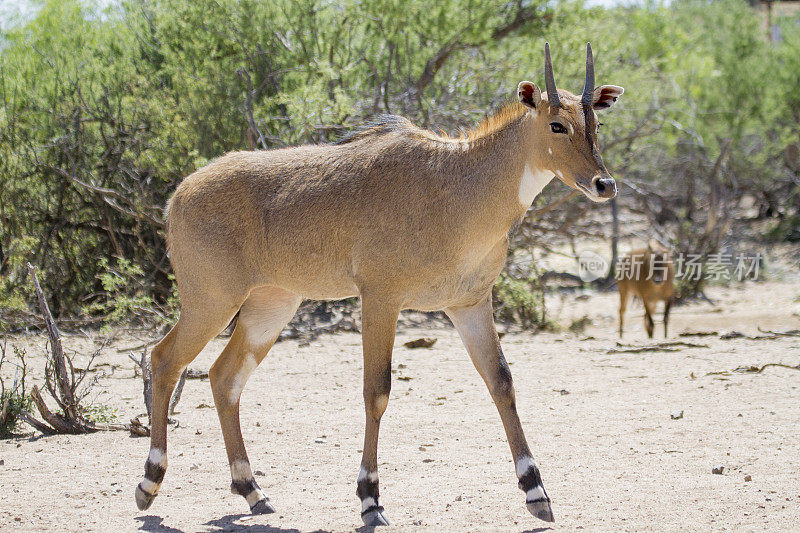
(517, 42, 624, 202)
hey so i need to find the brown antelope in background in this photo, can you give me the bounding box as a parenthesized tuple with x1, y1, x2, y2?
(617, 240, 676, 338)
(135, 43, 624, 526)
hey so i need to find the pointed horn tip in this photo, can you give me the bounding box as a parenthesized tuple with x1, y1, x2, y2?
(543, 41, 561, 108)
(582, 42, 595, 105)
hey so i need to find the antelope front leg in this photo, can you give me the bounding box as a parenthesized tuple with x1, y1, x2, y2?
(446, 294, 554, 523)
(356, 294, 399, 527)
(663, 297, 673, 338)
(643, 301, 656, 339)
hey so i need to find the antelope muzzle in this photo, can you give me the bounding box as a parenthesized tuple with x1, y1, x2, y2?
(592, 174, 617, 200)
(575, 173, 617, 202)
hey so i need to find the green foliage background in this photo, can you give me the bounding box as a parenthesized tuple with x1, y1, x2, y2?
(1, 0, 798, 323)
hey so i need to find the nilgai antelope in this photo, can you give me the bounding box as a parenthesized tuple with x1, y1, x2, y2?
(617, 240, 676, 338)
(135, 43, 624, 526)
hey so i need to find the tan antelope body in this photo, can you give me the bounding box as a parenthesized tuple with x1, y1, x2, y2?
(135, 43, 624, 526)
(617, 241, 676, 338)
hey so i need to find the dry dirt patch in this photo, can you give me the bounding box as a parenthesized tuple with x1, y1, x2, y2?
(1, 281, 799, 531)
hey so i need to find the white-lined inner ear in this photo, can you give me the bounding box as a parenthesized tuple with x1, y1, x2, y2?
(592, 85, 624, 109)
(517, 81, 541, 109)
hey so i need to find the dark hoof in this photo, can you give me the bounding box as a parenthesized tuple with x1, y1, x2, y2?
(135, 484, 156, 511)
(361, 506, 390, 527)
(527, 498, 555, 522)
(250, 498, 275, 515)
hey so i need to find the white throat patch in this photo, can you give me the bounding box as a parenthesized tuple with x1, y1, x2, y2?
(518, 164, 554, 207)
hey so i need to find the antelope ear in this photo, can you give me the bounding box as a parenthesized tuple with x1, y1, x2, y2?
(592, 85, 624, 110)
(517, 81, 542, 110)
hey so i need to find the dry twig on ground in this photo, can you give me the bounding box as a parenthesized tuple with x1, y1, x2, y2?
(20, 263, 128, 434)
(705, 362, 800, 377)
(756, 328, 800, 338)
(736, 363, 800, 373)
(607, 340, 710, 354)
(128, 349, 187, 437)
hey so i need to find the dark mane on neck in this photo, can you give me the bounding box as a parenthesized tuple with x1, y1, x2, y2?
(334, 102, 528, 146)
(333, 114, 414, 145)
(460, 101, 527, 141)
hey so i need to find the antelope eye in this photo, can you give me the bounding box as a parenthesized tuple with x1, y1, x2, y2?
(550, 122, 567, 134)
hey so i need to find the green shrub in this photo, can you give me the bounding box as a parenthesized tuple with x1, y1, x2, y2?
(82, 257, 172, 327)
(765, 215, 800, 242)
(493, 273, 547, 330)
(0, 343, 32, 438)
(83, 403, 118, 425)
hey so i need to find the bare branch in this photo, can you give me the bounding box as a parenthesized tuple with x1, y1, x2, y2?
(21, 265, 129, 435)
(237, 67, 268, 150)
(410, 6, 550, 99)
(28, 263, 76, 416)
(30, 385, 80, 434)
(40, 164, 166, 229)
(528, 191, 579, 220)
(17, 410, 56, 435)
(169, 368, 187, 417)
(129, 349, 152, 424)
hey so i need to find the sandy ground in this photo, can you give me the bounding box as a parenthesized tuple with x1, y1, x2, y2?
(1, 280, 800, 532)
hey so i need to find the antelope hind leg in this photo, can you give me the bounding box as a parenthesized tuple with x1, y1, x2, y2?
(210, 286, 301, 514)
(446, 294, 554, 523)
(136, 299, 242, 511)
(618, 285, 629, 338)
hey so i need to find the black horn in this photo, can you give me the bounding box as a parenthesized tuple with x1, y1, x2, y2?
(544, 42, 561, 109)
(581, 42, 595, 108)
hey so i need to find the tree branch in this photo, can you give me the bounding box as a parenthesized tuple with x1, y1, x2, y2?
(410, 5, 549, 98)
(236, 67, 268, 150)
(41, 164, 165, 229)
(28, 263, 76, 415)
(528, 190, 579, 220)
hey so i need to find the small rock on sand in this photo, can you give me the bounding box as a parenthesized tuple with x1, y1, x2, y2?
(404, 337, 437, 349)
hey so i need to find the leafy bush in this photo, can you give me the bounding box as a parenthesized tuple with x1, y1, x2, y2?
(493, 273, 547, 329)
(765, 215, 800, 242)
(0, 0, 798, 323)
(81, 257, 177, 328)
(0, 343, 32, 438)
(82, 403, 118, 425)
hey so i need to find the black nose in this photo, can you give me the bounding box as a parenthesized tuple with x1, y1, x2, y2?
(593, 176, 617, 199)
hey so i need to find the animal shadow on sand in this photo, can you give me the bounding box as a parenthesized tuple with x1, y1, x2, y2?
(135, 516, 184, 533)
(136, 514, 327, 533)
